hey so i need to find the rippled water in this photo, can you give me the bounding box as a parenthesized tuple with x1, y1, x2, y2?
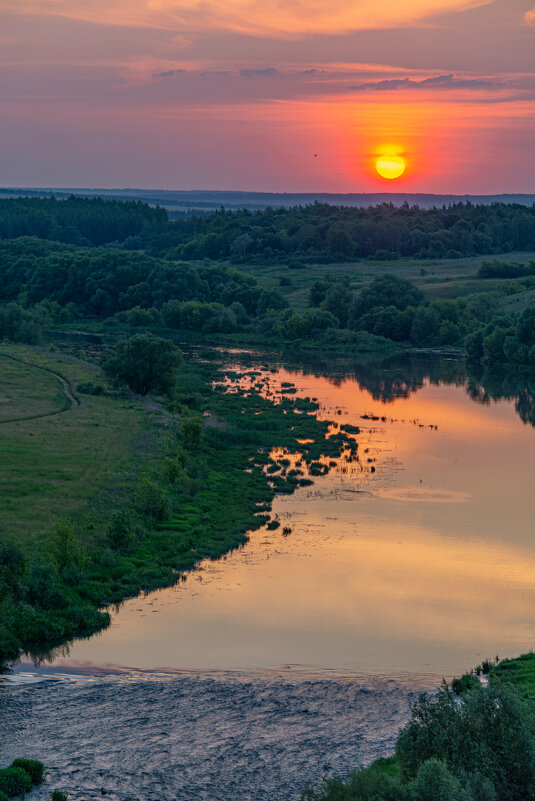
(1, 670, 439, 801)
(18, 355, 535, 678)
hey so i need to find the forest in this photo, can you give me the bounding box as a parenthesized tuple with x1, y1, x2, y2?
(0, 198, 534, 369)
(2, 195, 535, 260)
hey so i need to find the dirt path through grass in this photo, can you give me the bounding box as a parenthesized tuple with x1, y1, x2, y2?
(0, 351, 80, 424)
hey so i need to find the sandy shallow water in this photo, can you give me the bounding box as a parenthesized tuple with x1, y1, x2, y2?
(1, 670, 438, 801)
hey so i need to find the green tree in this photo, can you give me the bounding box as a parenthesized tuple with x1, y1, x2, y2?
(126, 306, 155, 327)
(107, 509, 137, 552)
(350, 274, 424, 323)
(396, 683, 535, 801)
(101, 333, 181, 396)
(0, 541, 26, 601)
(43, 521, 87, 574)
(482, 325, 516, 365)
(256, 289, 288, 315)
(182, 417, 203, 450)
(358, 305, 413, 340)
(321, 283, 351, 327)
(134, 478, 170, 522)
(410, 307, 441, 346)
(409, 760, 471, 801)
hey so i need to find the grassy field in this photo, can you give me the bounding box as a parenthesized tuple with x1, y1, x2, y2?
(0, 354, 67, 423)
(242, 251, 535, 310)
(0, 344, 143, 540)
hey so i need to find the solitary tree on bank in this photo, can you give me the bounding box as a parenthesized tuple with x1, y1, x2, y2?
(102, 333, 182, 396)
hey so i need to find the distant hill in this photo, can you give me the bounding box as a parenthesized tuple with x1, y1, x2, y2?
(1, 187, 534, 215)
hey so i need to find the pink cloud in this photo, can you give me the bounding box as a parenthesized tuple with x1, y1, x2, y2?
(4, 0, 493, 37)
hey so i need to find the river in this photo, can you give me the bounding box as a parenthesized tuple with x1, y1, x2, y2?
(15, 354, 535, 678)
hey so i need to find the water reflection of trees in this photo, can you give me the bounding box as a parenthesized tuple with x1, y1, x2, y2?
(466, 365, 535, 427)
(277, 352, 535, 427)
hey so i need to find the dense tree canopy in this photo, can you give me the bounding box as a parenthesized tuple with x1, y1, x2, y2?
(0, 238, 272, 322)
(0, 196, 166, 246)
(2, 196, 535, 261)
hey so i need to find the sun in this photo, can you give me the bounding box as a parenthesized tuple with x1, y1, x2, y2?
(375, 154, 406, 180)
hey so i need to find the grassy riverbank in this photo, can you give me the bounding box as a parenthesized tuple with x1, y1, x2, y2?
(0, 345, 356, 667)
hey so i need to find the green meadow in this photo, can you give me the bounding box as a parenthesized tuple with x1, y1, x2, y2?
(244, 250, 535, 311)
(0, 344, 143, 540)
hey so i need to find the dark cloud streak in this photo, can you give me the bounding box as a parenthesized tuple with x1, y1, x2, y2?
(239, 67, 279, 77)
(152, 69, 188, 78)
(348, 73, 506, 92)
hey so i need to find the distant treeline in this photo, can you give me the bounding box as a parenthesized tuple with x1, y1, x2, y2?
(161, 202, 535, 262)
(0, 196, 167, 247)
(1, 196, 535, 260)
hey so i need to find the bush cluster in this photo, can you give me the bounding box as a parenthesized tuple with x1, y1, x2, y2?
(303, 681, 535, 801)
(0, 759, 44, 798)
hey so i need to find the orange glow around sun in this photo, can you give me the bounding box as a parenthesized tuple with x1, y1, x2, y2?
(375, 154, 406, 180)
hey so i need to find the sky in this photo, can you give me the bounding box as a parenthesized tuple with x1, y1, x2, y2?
(1, 0, 535, 192)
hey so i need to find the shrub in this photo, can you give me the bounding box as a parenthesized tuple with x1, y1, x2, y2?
(161, 457, 184, 484)
(302, 760, 407, 801)
(76, 382, 104, 396)
(181, 417, 203, 450)
(52, 792, 68, 801)
(409, 759, 471, 801)
(107, 509, 137, 552)
(134, 478, 170, 522)
(0, 790, 8, 801)
(0, 767, 33, 797)
(451, 673, 480, 695)
(10, 760, 44, 786)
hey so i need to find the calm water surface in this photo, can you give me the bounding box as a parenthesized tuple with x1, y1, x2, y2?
(21, 357, 535, 677)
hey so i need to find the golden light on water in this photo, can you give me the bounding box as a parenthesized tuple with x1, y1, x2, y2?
(375, 154, 406, 180)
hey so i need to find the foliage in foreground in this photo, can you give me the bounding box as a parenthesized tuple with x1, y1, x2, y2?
(0, 760, 44, 798)
(303, 681, 535, 801)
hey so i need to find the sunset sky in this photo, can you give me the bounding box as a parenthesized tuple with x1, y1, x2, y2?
(2, 0, 535, 192)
